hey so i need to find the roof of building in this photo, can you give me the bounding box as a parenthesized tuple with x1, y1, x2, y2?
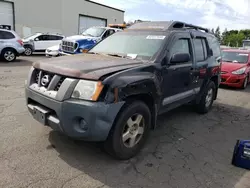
(86, 0, 125, 13)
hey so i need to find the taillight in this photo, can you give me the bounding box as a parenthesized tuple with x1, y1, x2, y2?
(17, 39, 23, 46)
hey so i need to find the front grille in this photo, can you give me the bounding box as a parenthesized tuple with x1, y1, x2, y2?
(61, 40, 77, 53)
(32, 69, 65, 91)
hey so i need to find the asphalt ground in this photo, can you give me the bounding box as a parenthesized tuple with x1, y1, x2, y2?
(0, 55, 250, 188)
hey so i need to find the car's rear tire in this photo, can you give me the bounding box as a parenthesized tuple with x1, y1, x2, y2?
(2, 48, 16, 62)
(195, 81, 216, 114)
(104, 100, 151, 160)
(24, 46, 33, 56)
(241, 75, 249, 89)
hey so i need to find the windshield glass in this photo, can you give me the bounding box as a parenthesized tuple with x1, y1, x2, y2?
(23, 33, 40, 40)
(222, 51, 249, 64)
(89, 32, 166, 60)
(243, 41, 250, 47)
(82, 27, 106, 37)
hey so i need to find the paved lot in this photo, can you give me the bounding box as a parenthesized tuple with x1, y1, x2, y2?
(0, 56, 250, 188)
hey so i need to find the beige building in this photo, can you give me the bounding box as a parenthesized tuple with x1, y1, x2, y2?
(0, 0, 124, 37)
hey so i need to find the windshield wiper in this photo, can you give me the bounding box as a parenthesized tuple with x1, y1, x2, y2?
(106, 53, 125, 58)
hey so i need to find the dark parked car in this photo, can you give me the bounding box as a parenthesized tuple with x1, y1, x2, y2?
(25, 21, 221, 160)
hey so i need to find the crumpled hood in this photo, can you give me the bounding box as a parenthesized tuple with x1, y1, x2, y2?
(33, 54, 144, 80)
(64, 35, 99, 42)
(221, 62, 246, 72)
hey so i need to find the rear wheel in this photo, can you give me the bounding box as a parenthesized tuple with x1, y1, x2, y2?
(195, 81, 216, 114)
(104, 101, 151, 160)
(2, 49, 16, 62)
(241, 75, 249, 89)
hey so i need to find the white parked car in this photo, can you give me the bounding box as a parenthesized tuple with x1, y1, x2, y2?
(22, 33, 64, 56)
(45, 44, 60, 57)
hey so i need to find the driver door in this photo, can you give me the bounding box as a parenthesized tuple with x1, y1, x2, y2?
(160, 33, 196, 112)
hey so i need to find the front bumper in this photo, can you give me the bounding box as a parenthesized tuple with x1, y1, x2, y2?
(59, 51, 73, 56)
(25, 87, 124, 141)
(46, 50, 59, 57)
(220, 73, 246, 88)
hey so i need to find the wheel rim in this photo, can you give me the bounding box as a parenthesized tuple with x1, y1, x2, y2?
(243, 77, 248, 88)
(4, 51, 15, 61)
(122, 114, 145, 148)
(205, 88, 213, 108)
(25, 48, 32, 55)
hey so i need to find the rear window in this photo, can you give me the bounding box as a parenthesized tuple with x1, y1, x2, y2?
(222, 51, 249, 64)
(207, 36, 221, 57)
(0, 31, 15, 39)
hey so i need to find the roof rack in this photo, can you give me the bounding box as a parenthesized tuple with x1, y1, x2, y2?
(127, 21, 210, 33)
(169, 21, 209, 33)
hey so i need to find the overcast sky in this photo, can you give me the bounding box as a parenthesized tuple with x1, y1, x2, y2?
(92, 0, 250, 31)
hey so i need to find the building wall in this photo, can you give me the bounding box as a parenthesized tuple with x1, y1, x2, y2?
(61, 0, 124, 36)
(5, 0, 124, 37)
(9, 0, 63, 37)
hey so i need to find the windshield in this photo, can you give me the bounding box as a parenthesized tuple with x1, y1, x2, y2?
(243, 41, 250, 47)
(82, 27, 106, 37)
(222, 51, 249, 64)
(89, 32, 166, 60)
(23, 33, 40, 40)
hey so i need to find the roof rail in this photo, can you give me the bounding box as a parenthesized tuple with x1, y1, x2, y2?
(169, 21, 209, 33)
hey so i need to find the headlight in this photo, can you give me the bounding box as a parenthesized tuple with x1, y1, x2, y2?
(232, 67, 246, 75)
(71, 80, 104, 101)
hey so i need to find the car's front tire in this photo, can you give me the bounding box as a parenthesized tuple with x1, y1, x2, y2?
(105, 101, 151, 160)
(196, 81, 216, 114)
(241, 75, 249, 89)
(2, 49, 16, 62)
(24, 46, 33, 56)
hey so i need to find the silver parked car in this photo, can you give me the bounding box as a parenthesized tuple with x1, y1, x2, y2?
(0, 29, 25, 62)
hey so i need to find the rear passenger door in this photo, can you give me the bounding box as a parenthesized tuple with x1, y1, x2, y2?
(48, 35, 64, 47)
(191, 36, 211, 91)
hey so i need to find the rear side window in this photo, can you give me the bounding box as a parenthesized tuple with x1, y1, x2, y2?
(48, 35, 63, 40)
(207, 36, 221, 58)
(0, 31, 15, 39)
(194, 38, 207, 62)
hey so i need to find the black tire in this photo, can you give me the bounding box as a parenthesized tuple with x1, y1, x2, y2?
(195, 81, 216, 114)
(1, 48, 16, 62)
(104, 101, 151, 160)
(24, 46, 33, 56)
(241, 75, 249, 89)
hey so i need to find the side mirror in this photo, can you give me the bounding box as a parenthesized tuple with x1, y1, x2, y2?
(170, 53, 190, 64)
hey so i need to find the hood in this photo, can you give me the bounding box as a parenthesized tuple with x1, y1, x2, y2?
(33, 54, 144, 80)
(47, 45, 59, 51)
(64, 35, 99, 42)
(221, 62, 246, 72)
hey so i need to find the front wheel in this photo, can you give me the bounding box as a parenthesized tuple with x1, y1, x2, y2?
(104, 101, 151, 160)
(195, 81, 216, 114)
(2, 49, 16, 62)
(24, 46, 33, 56)
(241, 75, 249, 89)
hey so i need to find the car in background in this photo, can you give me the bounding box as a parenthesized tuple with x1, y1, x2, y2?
(59, 26, 121, 56)
(45, 44, 60, 57)
(23, 33, 64, 56)
(0, 29, 25, 62)
(220, 49, 250, 89)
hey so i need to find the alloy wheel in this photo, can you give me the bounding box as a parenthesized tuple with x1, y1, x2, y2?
(25, 48, 32, 56)
(4, 51, 15, 62)
(122, 114, 145, 148)
(205, 88, 213, 108)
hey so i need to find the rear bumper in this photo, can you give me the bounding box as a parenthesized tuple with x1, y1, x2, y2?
(16, 46, 25, 55)
(220, 73, 246, 88)
(25, 87, 124, 141)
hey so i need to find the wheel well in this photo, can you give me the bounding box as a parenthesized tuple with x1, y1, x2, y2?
(125, 94, 156, 129)
(1, 47, 17, 55)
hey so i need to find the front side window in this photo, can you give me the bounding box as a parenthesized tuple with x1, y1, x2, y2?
(222, 51, 249, 64)
(82, 27, 106, 37)
(90, 32, 166, 60)
(170, 39, 190, 56)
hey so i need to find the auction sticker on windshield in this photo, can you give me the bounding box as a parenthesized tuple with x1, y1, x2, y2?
(238, 53, 249, 56)
(146, 35, 166, 40)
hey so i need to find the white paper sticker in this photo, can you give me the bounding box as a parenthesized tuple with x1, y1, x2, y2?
(127, 54, 137, 59)
(238, 53, 249, 56)
(146, 35, 166, 40)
